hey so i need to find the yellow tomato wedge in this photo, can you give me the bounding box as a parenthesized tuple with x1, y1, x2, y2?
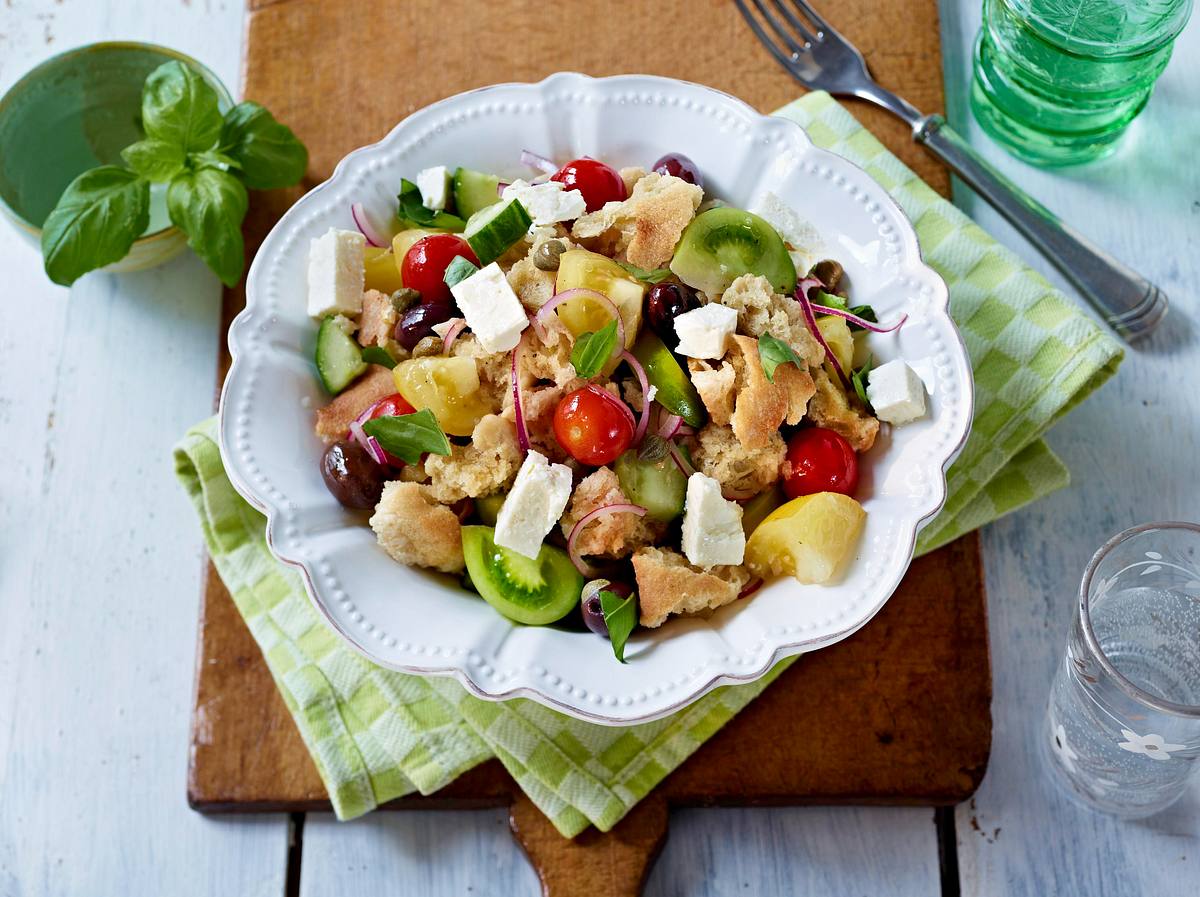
(363, 246, 404, 294)
(744, 492, 866, 584)
(392, 356, 492, 437)
(816, 315, 854, 378)
(555, 249, 645, 353)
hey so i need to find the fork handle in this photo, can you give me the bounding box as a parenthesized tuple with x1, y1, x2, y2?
(912, 114, 1166, 342)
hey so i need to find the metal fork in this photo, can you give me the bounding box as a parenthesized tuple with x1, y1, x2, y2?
(736, 0, 1167, 342)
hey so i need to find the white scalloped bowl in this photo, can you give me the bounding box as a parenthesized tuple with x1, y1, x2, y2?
(219, 73, 972, 725)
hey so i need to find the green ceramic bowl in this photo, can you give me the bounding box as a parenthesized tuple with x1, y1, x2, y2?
(0, 42, 233, 273)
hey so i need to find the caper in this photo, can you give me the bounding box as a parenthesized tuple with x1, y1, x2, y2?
(533, 239, 566, 272)
(810, 259, 844, 292)
(638, 434, 670, 463)
(411, 335, 443, 357)
(390, 287, 421, 313)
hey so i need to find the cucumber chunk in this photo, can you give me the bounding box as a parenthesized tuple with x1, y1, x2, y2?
(476, 493, 506, 526)
(630, 331, 706, 429)
(615, 450, 687, 522)
(461, 526, 583, 626)
(670, 207, 797, 296)
(453, 167, 502, 220)
(465, 199, 533, 265)
(316, 316, 367, 394)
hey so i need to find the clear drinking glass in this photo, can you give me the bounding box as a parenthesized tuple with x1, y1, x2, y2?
(971, 0, 1194, 166)
(1043, 523, 1200, 816)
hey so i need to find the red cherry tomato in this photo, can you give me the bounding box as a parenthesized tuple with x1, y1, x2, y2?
(401, 235, 479, 306)
(781, 427, 859, 499)
(553, 385, 635, 466)
(366, 393, 416, 420)
(550, 159, 627, 212)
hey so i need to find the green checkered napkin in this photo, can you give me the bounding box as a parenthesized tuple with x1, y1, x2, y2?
(174, 92, 1121, 837)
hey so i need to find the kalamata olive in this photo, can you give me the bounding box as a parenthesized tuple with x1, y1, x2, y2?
(395, 302, 453, 350)
(651, 152, 703, 189)
(645, 282, 699, 342)
(321, 440, 388, 509)
(580, 579, 635, 637)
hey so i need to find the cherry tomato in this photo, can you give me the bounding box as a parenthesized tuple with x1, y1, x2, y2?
(780, 427, 859, 499)
(366, 393, 416, 421)
(401, 234, 479, 307)
(550, 159, 627, 213)
(553, 385, 635, 466)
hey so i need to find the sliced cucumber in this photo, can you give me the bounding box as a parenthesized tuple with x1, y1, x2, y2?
(316, 316, 367, 394)
(465, 199, 533, 265)
(670, 207, 797, 296)
(476, 493, 506, 527)
(630, 331, 707, 429)
(461, 526, 582, 626)
(453, 167, 502, 220)
(615, 450, 687, 522)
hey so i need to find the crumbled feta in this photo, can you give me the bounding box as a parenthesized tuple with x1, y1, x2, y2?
(673, 303, 738, 359)
(645, 385, 658, 404)
(416, 165, 450, 211)
(501, 179, 587, 228)
(307, 228, 365, 318)
(866, 359, 927, 425)
(752, 191, 825, 269)
(681, 473, 745, 568)
(449, 262, 529, 353)
(494, 451, 574, 560)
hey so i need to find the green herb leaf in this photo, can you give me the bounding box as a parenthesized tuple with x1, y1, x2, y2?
(442, 255, 479, 289)
(141, 61, 223, 153)
(616, 260, 673, 284)
(397, 179, 465, 231)
(191, 149, 241, 172)
(846, 305, 877, 332)
(812, 290, 847, 311)
(599, 589, 638, 663)
(361, 346, 397, 369)
(121, 138, 186, 181)
(570, 319, 619, 378)
(757, 333, 806, 384)
(362, 409, 452, 464)
(851, 356, 873, 409)
(166, 167, 248, 287)
(40, 166, 149, 286)
(218, 101, 308, 189)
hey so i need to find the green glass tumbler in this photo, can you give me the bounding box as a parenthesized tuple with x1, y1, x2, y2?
(971, 0, 1194, 166)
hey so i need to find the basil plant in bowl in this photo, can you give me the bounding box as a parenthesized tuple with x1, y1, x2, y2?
(41, 60, 307, 287)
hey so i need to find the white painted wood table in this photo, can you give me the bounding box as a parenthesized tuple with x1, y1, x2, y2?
(0, 1, 1195, 894)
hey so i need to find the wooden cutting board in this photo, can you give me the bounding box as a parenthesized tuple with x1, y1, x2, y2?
(190, 1, 990, 894)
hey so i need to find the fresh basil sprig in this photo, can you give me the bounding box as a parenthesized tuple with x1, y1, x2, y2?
(570, 319, 619, 378)
(442, 255, 479, 289)
(360, 346, 398, 369)
(396, 179, 465, 231)
(757, 333, 806, 383)
(362, 409, 452, 465)
(616, 260, 673, 284)
(599, 589, 638, 663)
(41, 60, 307, 287)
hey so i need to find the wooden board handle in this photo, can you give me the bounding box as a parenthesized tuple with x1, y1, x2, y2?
(509, 793, 668, 897)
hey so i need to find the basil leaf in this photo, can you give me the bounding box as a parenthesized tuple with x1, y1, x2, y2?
(812, 290, 847, 311)
(570, 319, 619, 378)
(757, 333, 805, 384)
(41, 166, 149, 286)
(167, 167, 248, 287)
(599, 589, 638, 663)
(362, 409, 452, 464)
(846, 304, 877, 332)
(397, 179, 465, 231)
(218, 101, 308, 189)
(361, 346, 397, 369)
(443, 255, 478, 289)
(851, 356, 873, 409)
(121, 138, 186, 181)
(616, 260, 672, 284)
(191, 149, 241, 172)
(141, 61, 223, 153)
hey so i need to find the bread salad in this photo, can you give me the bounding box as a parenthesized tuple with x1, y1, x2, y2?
(308, 151, 926, 661)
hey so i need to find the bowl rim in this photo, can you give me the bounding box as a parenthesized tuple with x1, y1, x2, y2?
(219, 72, 975, 724)
(0, 40, 234, 240)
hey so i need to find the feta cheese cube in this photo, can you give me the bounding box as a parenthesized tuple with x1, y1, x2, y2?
(416, 165, 450, 211)
(866, 359, 927, 425)
(501, 179, 587, 228)
(449, 262, 529, 353)
(681, 473, 745, 568)
(494, 451, 574, 560)
(673, 303, 738, 359)
(307, 228, 365, 318)
(752, 191, 825, 269)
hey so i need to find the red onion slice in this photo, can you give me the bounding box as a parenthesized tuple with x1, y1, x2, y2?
(737, 578, 764, 600)
(567, 502, 648, 577)
(797, 282, 851, 391)
(533, 289, 625, 351)
(656, 412, 682, 440)
(348, 420, 389, 466)
(520, 149, 558, 175)
(676, 423, 696, 437)
(496, 181, 510, 198)
(442, 318, 468, 354)
(810, 303, 908, 333)
(620, 349, 652, 444)
(350, 202, 392, 248)
(666, 440, 695, 478)
(511, 334, 530, 454)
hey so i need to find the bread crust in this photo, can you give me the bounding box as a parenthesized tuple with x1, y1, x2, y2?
(632, 546, 750, 628)
(314, 365, 396, 443)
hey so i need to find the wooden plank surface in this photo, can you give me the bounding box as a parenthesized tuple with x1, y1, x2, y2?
(0, 2, 291, 895)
